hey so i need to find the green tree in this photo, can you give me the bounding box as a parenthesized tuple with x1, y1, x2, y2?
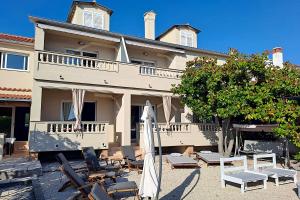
(172, 52, 300, 157)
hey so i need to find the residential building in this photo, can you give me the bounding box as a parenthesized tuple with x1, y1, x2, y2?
(2, 1, 283, 158)
(0, 33, 34, 156)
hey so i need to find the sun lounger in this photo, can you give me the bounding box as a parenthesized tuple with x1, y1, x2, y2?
(220, 156, 268, 193)
(166, 153, 199, 169)
(253, 153, 297, 186)
(121, 146, 144, 173)
(56, 153, 116, 192)
(88, 183, 112, 200)
(60, 163, 139, 199)
(195, 151, 231, 166)
(82, 147, 120, 172)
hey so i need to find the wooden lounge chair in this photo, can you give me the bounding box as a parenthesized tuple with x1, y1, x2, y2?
(60, 163, 140, 199)
(56, 153, 115, 192)
(195, 151, 231, 166)
(220, 156, 268, 193)
(88, 183, 112, 200)
(166, 153, 199, 169)
(82, 147, 120, 172)
(121, 146, 144, 173)
(253, 153, 297, 186)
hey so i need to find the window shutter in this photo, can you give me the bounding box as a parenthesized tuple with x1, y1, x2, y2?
(93, 13, 104, 29)
(181, 31, 187, 46)
(187, 33, 193, 47)
(83, 11, 93, 27)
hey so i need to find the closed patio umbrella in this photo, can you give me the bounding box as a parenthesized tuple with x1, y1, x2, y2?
(139, 100, 160, 199)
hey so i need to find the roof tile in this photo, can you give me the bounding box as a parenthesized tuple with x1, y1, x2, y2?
(0, 33, 34, 43)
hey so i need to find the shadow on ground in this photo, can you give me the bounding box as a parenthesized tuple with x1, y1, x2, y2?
(161, 168, 201, 200)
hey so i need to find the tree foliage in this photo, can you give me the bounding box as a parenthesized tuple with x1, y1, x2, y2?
(172, 52, 300, 155)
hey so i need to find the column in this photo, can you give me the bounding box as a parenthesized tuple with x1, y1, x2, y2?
(115, 93, 131, 146)
(30, 83, 43, 122)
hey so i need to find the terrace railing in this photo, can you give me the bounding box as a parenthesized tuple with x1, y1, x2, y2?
(139, 66, 183, 79)
(38, 51, 119, 72)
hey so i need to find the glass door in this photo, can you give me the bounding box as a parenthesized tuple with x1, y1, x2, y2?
(0, 107, 13, 138)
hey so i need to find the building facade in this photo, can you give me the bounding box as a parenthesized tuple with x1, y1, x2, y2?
(1, 1, 233, 157)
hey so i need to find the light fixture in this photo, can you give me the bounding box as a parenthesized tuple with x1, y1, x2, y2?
(78, 41, 86, 45)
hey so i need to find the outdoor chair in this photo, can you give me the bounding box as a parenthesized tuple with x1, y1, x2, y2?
(56, 153, 116, 192)
(88, 183, 112, 200)
(220, 156, 268, 193)
(60, 163, 140, 200)
(121, 146, 144, 173)
(195, 151, 231, 166)
(82, 147, 121, 173)
(166, 153, 199, 169)
(253, 153, 297, 186)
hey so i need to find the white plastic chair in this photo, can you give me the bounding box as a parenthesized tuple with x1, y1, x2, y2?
(220, 156, 268, 193)
(253, 153, 297, 186)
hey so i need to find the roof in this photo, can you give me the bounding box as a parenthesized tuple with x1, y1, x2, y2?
(0, 33, 34, 46)
(30, 16, 228, 58)
(0, 94, 31, 101)
(67, 0, 113, 23)
(156, 24, 201, 40)
(0, 87, 32, 101)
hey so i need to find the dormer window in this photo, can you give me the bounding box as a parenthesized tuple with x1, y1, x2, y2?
(83, 11, 104, 29)
(180, 30, 194, 47)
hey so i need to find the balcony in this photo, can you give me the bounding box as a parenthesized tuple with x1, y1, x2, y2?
(29, 121, 113, 152)
(35, 51, 183, 91)
(138, 123, 220, 147)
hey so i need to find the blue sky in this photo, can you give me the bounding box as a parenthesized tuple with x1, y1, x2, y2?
(0, 0, 299, 64)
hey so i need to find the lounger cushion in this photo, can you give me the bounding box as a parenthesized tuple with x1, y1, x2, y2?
(121, 146, 137, 161)
(128, 160, 144, 166)
(61, 163, 91, 195)
(82, 147, 102, 171)
(229, 172, 266, 183)
(90, 183, 112, 200)
(107, 181, 138, 193)
(262, 168, 296, 177)
(197, 152, 224, 163)
(167, 155, 197, 165)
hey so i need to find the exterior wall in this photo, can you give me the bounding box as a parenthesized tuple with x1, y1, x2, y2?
(159, 27, 198, 48)
(71, 5, 110, 31)
(41, 89, 115, 124)
(44, 33, 117, 61)
(0, 43, 34, 90)
(127, 46, 170, 69)
(131, 95, 183, 123)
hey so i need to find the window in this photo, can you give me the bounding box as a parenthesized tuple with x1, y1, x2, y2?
(0, 52, 28, 71)
(83, 11, 93, 27)
(62, 102, 96, 121)
(180, 30, 194, 47)
(83, 11, 104, 29)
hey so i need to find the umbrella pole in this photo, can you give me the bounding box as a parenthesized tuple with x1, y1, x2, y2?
(154, 114, 162, 200)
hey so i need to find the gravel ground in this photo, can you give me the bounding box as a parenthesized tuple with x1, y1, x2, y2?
(39, 157, 300, 200)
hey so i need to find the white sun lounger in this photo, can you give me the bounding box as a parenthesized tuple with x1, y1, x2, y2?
(220, 156, 268, 193)
(253, 153, 297, 186)
(196, 152, 231, 166)
(166, 154, 199, 169)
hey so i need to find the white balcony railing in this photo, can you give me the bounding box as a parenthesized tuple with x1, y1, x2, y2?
(138, 122, 220, 147)
(38, 51, 119, 72)
(41, 121, 108, 134)
(140, 66, 183, 79)
(139, 122, 191, 133)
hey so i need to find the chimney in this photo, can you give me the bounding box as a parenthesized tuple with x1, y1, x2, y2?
(144, 11, 156, 40)
(272, 47, 283, 68)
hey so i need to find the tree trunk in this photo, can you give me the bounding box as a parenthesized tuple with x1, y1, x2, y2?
(222, 118, 234, 157)
(215, 117, 224, 154)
